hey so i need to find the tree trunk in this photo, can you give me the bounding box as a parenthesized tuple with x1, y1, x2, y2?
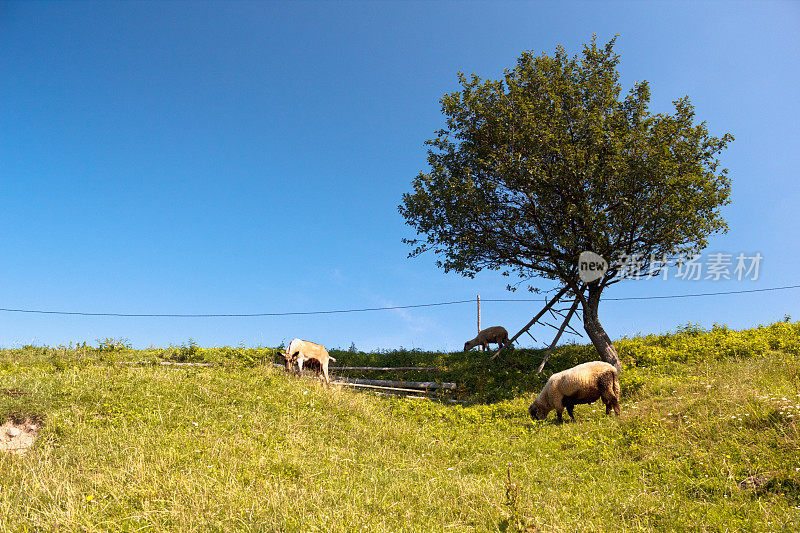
(582, 284, 622, 373)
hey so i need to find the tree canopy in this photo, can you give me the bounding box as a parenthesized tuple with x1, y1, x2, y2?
(399, 36, 733, 369)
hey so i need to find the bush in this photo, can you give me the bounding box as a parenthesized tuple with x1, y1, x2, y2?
(616, 321, 800, 369)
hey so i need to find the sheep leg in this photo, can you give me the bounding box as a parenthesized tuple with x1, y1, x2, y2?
(611, 379, 621, 415)
(610, 398, 621, 416)
(321, 359, 331, 388)
(598, 371, 621, 416)
(555, 407, 564, 423)
(603, 398, 621, 416)
(565, 402, 575, 421)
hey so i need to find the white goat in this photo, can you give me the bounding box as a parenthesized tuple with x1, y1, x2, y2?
(283, 338, 336, 386)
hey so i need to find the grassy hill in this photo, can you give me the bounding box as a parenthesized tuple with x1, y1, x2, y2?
(1, 322, 798, 531)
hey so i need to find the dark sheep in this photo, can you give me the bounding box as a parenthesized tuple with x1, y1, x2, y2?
(463, 326, 509, 352)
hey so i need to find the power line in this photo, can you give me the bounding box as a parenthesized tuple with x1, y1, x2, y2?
(484, 284, 800, 302)
(0, 299, 475, 318)
(608, 284, 800, 300)
(0, 284, 797, 318)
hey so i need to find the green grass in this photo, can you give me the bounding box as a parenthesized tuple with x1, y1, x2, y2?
(1, 323, 799, 531)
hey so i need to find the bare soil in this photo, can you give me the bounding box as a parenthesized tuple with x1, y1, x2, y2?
(0, 419, 40, 456)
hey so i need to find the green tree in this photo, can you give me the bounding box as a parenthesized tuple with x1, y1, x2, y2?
(399, 37, 733, 370)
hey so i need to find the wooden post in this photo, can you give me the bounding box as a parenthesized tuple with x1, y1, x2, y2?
(536, 296, 581, 373)
(477, 294, 482, 351)
(490, 285, 570, 360)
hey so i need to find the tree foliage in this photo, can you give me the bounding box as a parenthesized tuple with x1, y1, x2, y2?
(399, 36, 733, 369)
(399, 36, 733, 289)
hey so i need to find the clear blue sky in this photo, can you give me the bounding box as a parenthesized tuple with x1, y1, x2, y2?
(1, 1, 798, 350)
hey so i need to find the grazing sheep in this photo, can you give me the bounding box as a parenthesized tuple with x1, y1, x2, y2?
(464, 326, 509, 352)
(528, 361, 620, 423)
(283, 338, 336, 386)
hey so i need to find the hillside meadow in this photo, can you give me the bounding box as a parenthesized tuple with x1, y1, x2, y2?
(1, 321, 799, 531)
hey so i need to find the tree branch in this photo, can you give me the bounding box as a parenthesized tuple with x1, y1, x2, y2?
(537, 296, 581, 373)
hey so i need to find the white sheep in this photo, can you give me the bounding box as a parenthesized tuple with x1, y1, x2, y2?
(528, 361, 621, 422)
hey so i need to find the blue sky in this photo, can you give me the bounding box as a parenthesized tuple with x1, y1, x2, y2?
(1, 1, 798, 351)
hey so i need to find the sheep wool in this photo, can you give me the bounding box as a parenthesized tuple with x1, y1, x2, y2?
(463, 326, 509, 352)
(529, 361, 620, 422)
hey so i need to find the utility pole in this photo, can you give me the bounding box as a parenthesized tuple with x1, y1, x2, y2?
(477, 294, 482, 351)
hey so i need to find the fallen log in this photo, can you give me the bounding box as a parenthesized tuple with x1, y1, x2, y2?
(332, 382, 430, 394)
(491, 285, 570, 360)
(332, 377, 456, 390)
(331, 366, 441, 371)
(121, 361, 214, 367)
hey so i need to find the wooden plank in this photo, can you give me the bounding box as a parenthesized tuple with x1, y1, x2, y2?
(536, 296, 581, 373)
(331, 366, 441, 371)
(491, 285, 570, 360)
(276, 365, 457, 391)
(332, 382, 430, 394)
(121, 361, 214, 367)
(277, 363, 442, 371)
(332, 377, 457, 390)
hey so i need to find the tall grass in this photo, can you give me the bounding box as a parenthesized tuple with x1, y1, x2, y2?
(0, 322, 798, 531)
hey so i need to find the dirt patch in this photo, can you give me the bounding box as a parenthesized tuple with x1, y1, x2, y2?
(0, 419, 41, 456)
(0, 388, 30, 399)
(739, 473, 774, 490)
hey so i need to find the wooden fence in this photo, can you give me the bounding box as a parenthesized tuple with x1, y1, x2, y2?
(122, 361, 458, 399)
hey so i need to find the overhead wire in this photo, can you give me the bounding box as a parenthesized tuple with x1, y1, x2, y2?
(0, 284, 797, 318)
